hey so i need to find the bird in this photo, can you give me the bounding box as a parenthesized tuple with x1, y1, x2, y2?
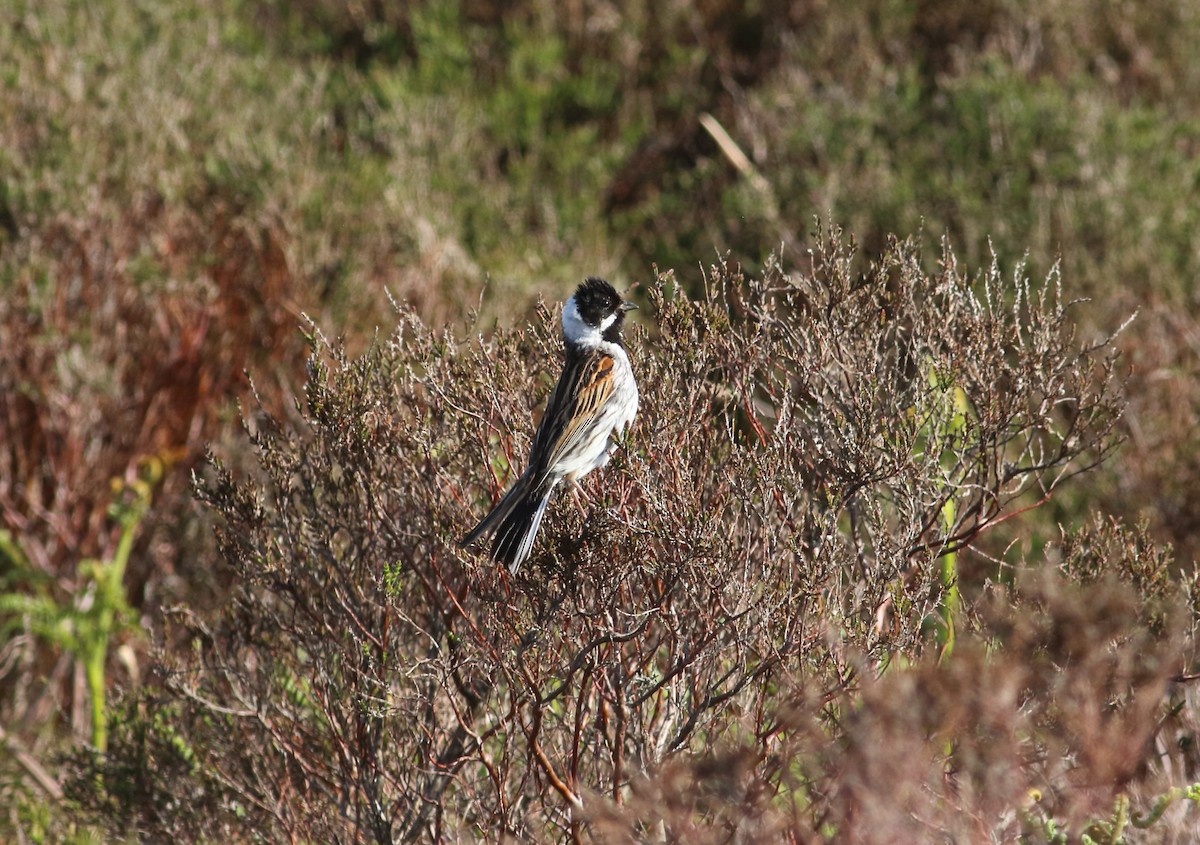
(461, 277, 639, 572)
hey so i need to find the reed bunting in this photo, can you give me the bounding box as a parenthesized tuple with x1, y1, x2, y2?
(461, 277, 639, 571)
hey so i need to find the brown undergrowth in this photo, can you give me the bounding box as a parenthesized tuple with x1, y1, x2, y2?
(0, 190, 305, 753)
(57, 232, 1198, 842)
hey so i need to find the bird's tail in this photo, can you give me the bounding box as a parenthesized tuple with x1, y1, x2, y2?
(460, 474, 554, 573)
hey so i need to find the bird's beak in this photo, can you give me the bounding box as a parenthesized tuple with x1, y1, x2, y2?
(620, 300, 638, 312)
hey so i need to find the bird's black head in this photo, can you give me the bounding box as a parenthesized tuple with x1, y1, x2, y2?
(572, 276, 635, 343)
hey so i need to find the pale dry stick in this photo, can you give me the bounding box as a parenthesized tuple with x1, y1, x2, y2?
(698, 112, 798, 254)
(699, 112, 772, 198)
(0, 722, 63, 800)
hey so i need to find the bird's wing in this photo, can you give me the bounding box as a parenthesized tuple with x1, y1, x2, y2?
(529, 349, 616, 483)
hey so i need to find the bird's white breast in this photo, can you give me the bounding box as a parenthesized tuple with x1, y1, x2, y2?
(552, 340, 638, 483)
(606, 343, 638, 433)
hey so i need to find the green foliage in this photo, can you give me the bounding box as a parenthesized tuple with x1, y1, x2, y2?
(0, 468, 153, 751)
(910, 361, 973, 654)
(7, 792, 109, 845)
(1022, 784, 1200, 844)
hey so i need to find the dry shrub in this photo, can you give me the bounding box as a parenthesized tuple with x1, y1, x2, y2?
(67, 230, 1161, 843)
(1103, 303, 1200, 565)
(589, 570, 1180, 844)
(0, 190, 305, 743)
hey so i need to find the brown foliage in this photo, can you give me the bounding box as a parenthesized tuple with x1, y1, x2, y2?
(610, 572, 1179, 844)
(64, 232, 1177, 843)
(0, 190, 304, 740)
(60, 232, 1166, 845)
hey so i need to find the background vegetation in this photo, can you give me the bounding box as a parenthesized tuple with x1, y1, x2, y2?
(2, 0, 1199, 841)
